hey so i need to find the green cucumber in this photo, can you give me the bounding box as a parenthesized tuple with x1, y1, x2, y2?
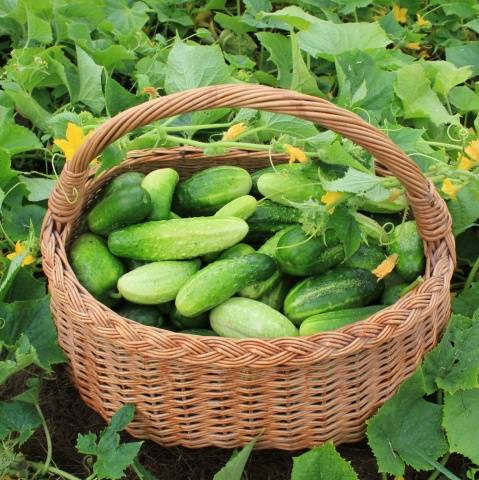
(170, 306, 209, 330)
(344, 243, 386, 271)
(214, 195, 257, 220)
(173, 166, 252, 215)
(104, 172, 145, 196)
(276, 226, 344, 276)
(116, 303, 164, 327)
(70, 233, 124, 305)
(251, 163, 309, 196)
(218, 243, 256, 260)
(108, 217, 249, 261)
(169, 211, 181, 219)
(257, 171, 323, 207)
(299, 305, 385, 335)
(381, 283, 408, 305)
(283, 267, 383, 325)
(358, 194, 407, 213)
(388, 221, 425, 281)
(210, 297, 298, 338)
(124, 259, 146, 271)
(176, 254, 277, 317)
(88, 184, 152, 236)
(181, 329, 218, 336)
(258, 277, 293, 311)
(141, 168, 179, 220)
(117, 260, 200, 304)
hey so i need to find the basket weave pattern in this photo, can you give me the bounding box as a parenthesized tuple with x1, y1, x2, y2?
(41, 85, 455, 449)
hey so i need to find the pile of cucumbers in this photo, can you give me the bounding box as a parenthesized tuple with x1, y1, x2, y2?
(70, 163, 425, 338)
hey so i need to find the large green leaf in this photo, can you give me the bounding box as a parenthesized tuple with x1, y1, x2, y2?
(449, 86, 479, 112)
(103, 0, 150, 36)
(0, 123, 41, 155)
(447, 180, 479, 235)
(257, 111, 318, 141)
(105, 76, 142, 117)
(18, 175, 56, 202)
(424, 61, 472, 97)
(256, 32, 292, 87)
(213, 437, 257, 480)
(0, 400, 41, 444)
(76, 45, 105, 114)
(446, 42, 479, 76)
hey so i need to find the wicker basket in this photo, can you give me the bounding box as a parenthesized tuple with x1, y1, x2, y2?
(41, 84, 455, 450)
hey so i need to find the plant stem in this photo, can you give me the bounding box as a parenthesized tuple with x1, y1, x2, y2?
(162, 122, 233, 132)
(35, 404, 53, 473)
(426, 453, 452, 480)
(424, 140, 463, 151)
(381, 474, 388, 480)
(464, 255, 479, 290)
(28, 461, 83, 480)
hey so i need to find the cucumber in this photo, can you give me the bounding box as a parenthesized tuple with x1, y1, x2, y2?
(87, 184, 152, 236)
(258, 276, 293, 311)
(214, 195, 257, 220)
(257, 171, 323, 207)
(181, 329, 218, 336)
(283, 267, 383, 325)
(108, 217, 249, 261)
(70, 233, 124, 305)
(104, 172, 145, 196)
(169, 211, 181, 219)
(117, 260, 200, 304)
(358, 194, 407, 213)
(141, 168, 179, 220)
(299, 305, 385, 335)
(388, 221, 425, 281)
(210, 297, 298, 338)
(247, 200, 301, 244)
(170, 306, 209, 330)
(381, 283, 408, 305)
(173, 166, 252, 215)
(218, 243, 256, 260)
(124, 258, 146, 271)
(251, 163, 308, 196)
(176, 254, 277, 317)
(344, 243, 386, 271)
(116, 303, 164, 327)
(276, 226, 344, 276)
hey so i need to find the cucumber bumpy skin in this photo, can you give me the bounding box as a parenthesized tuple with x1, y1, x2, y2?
(141, 168, 179, 220)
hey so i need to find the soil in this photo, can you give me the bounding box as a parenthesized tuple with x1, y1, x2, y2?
(9, 367, 468, 480)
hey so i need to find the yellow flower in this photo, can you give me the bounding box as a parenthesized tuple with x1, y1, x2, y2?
(284, 144, 307, 164)
(457, 140, 479, 170)
(6, 241, 36, 267)
(441, 178, 461, 200)
(457, 155, 475, 171)
(372, 254, 398, 280)
(321, 191, 343, 211)
(405, 42, 421, 50)
(141, 86, 158, 98)
(416, 13, 430, 27)
(392, 4, 408, 24)
(223, 123, 247, 141)
(53, 122, 96, 163)
(387, 189, 402, 202)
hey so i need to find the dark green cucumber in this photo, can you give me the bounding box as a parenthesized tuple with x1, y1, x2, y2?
(108, 217, 249, 261)
(104, 172, 145, 196)
(170, 306, 209, 330)
(116, 303, 164, 327)
(276, 226, 344, 276)
(181, 329, 218, 336)
(176, 254, 277, 317)
(388, 221, 425, 281)
(218, 243, 256, 260)
(141, 168, 179, 220)
(70, 233, 124, 305)
(344, 243, 386, 271)
(88, 184, 151, 236)
(381, 283, 408, 305)
(173, 166, 252, 215)
(246, 200, 301, 244)
(283, 267, 383, 325)
(258, 276, 293, 311)
(299, 305, 385, 335)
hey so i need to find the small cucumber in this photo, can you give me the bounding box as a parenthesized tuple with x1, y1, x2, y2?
(181, 329, 218, 336)
(176, 254, 277, 317)
(88, 184, 151, 236)
(381, 283, 408, 305)
(284, 267, 383, 325)
(117, 260, 200, 304)
(358, 194, 407, 213)
(108, 217, 249, 261)
(116, 303, 164, 327)
(276, 226, 344, 276)
(210, 297, 298, 338)
(299, 305, 385, 335)
(173, 166, 252, 215)
(170, 306, 209, 330)
(218, 243, 256, 260)
(70, 233, 124, 305)
(388, 221, 425, 281)
(258, 276, 293, 311)
(257, 171, 323, 206)
(104, 172, 145, 196)
(344, 243, 386, 271)
(214, 195, 257, 220)
(141, 168, 179, 220)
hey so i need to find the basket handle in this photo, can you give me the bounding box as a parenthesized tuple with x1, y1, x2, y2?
(48, 84, 451, 241)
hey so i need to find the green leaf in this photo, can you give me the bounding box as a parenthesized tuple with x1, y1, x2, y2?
(0, 296, 65, 371)
(0, 246, 31, 302)
(261, 5, 317, 30)
(320, 142, 370, 173)
(290, 33, 320, 96)
(108, 404, 136, 432)
(386, 125, 428, 154)
(164, 40, 233, 94)
(76, 45, 105, 114)
(443, 389, 479, 464)
(422, 313, 479, 394)
(452, 282, 479, 317)
(0, 123, 41, 155)
(449, 86, 479, 112)
(394, 63, 455, 126)
(213, 436, 257, 480)
(447, 180, 479, 235)
(366, 369, 448, 476)
(424, 61, 473, 97)
(256, 32, 292, 87)
(6, 267, 46, 302)
(215, 13, 255, 34)
(0, 335, 39, 385)
(105, 76, 141, 117)
(291, 442, 358, 480)
(103, 0, 150, 36)
(257, 111, 318, 141)
(446, 42, 479, 76)
(0, 400, 41, 444)
(18, 175, 55, 202)
(26, 10, 52, 44)
(328, 206, 362, 259)
(3, 204, 46, 241)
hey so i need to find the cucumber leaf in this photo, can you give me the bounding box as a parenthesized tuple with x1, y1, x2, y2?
(213, 436, 257, 480)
